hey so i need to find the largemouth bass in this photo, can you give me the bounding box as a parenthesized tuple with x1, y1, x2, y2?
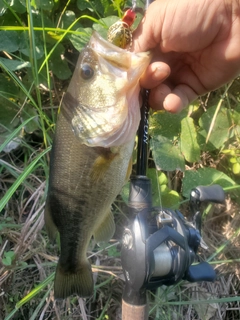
(44, 31, 150, 299)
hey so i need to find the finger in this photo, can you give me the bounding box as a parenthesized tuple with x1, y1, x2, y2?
(140, 62, 171, 89)
(164, 85, 198, 112)
(150, 84, 198, 113)
(148, 83, 171, 109)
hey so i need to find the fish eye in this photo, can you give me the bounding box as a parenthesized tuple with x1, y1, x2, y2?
(81, 64, 94, 80)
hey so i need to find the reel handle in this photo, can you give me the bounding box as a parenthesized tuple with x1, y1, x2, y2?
(191, 185, 225, 204)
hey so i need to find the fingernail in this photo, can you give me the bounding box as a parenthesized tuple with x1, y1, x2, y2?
(154, 66, 170, 81)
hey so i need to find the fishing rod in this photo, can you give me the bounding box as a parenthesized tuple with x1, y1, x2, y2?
(120, 1, 225, 319)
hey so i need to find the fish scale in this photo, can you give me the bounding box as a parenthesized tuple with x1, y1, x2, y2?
(44, 30, 150, 298)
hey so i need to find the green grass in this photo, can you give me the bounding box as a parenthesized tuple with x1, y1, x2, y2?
(1, 0, 240, 319)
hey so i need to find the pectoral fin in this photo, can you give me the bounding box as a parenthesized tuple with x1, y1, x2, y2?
(90, 147, 119, 183)
(93, 209, 115, 243)
(125, 157, 132, 182)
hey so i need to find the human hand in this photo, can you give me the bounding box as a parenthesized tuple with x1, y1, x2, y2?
(133, 0, 240, 112)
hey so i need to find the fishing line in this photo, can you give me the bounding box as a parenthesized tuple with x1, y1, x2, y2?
(155, 167, 163, 210)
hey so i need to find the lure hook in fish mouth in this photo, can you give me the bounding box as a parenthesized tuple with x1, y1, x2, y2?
(60, 32, 151, 148)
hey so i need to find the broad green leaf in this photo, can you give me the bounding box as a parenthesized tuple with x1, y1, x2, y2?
(2, 250, 15, 266)
(93, 16, 119, 39)
(20, 63, 53, 93)
(49, 43, 72, 80)
(121, 182, 130, 204)
(5, 250, 15, 259)
(0, 30, 20, 52)
(30, 9, 54, 28)
(121, 170, 180, 209)
(0, 30, 33, 57)
(149, 110, 185, 140)
(94, 0, 106, 16)
(19, 0, 27, 6)
(112, 0, 125, 12)
(11, 0, 26, 13)
(230, 105, 240, 136)
(0, 0, 25, 16)
(77, 0, 93, 11)
(197, 129, 216, 152)
(147, 168, 180, 208)
(150, 136, 185, 172)
(180, 116, 200, 162)
(56, 10, 77, 30)
(77, 0, 106, 15)
(0, 73, 19, 96)
(98, 15, 119, 28)
(0, 0, 8, 16)
(182, 167, 236, 198)
(147, 168, 162, 207)
(35, 0, 54, 10)
(107, 245, 120, 257)
(19, 32, 44, 60)
(101, 0, 114, 16)
(198, 105, 232, 150)
(0, 57, 30, 71)
(2, 256, 12, 266)
(161, 189, 180, 209)
(231, 104, 240, 125)
(21, 105, 39, 133)
(69, 27, 92, 51)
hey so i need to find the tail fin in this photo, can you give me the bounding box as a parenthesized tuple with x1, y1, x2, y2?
(54, 260, 93, 299)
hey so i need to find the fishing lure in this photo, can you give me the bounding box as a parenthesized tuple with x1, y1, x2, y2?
(107, 8, 136, 49)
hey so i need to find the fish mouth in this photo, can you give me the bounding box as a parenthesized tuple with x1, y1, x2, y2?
(62, 32, 151, 148)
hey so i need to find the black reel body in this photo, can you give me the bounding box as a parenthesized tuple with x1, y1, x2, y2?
(121, 176, 225, 304)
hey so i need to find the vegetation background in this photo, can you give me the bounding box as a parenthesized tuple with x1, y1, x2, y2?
(0, 0, 240, 319)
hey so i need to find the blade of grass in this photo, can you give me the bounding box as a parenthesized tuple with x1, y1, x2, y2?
(56, 0, 72, 29)
(0, 116, 35, 153)
(0, 146, 51, 212)
(0, 61, 53, 149)
(4, 272, 54, 320)
(207, 226, 240, 262)
(29, 285, 53, 320)
(26, 0, 49, 148)
(0, 62, 48, 119)
(96, 295, 112, 320)
(154, 295, 240, 306)
(206, 81, 234, 143)
(0, 25, 102, 32)
(40, 9, 53, 109)
(37, 15, 106, 75)
(2, 0, 23, 26)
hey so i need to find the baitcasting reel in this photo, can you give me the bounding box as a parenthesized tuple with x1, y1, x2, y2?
(121, 177, 225, 305)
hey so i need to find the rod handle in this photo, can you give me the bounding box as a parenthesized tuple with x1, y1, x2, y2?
(122, 300, 148, 320)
